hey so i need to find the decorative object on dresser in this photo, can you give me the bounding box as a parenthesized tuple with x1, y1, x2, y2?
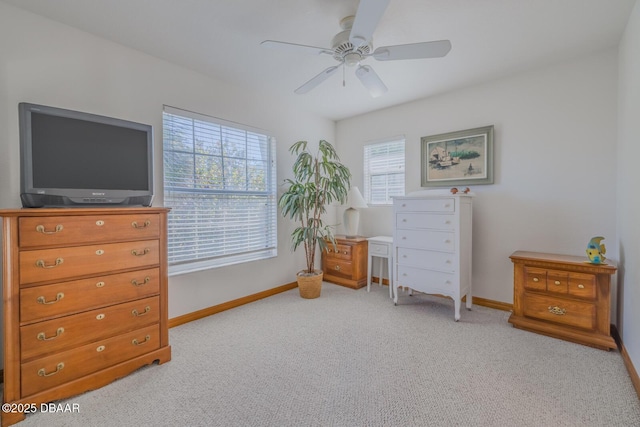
(421, 125, 494, 187)
(367, 236, 393, 298)
(508, 251, 617, 350)
(392, 190, 473, 321)
(343, 186, 368, 238)
(278, 140, 351, 299)
(586, 236, 607, 264)
(322, 235, 368, 289)
(0, 207, 171, 427)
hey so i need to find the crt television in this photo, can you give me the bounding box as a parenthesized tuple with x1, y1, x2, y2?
(19, 102, 154, 208)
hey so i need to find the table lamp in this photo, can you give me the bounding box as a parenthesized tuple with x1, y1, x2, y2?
(343, 186, 367, 238)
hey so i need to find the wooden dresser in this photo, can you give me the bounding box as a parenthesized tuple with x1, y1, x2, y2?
(392, 193, 473, 321)
(321, 236, 368, 289)
(508, 250, 617, 350)
(1, 207, 171, 426)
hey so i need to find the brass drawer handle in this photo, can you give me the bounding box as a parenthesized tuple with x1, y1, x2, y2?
(132, 220, 151, 229)
(578, 284, 585, 289)
(37, 327, 64, 341)
(37, 292, 64, 305)
(36, 258, 64, 269)
(548, 306, 566, 316)
(335, 265, 341, 271)
(554, 280, 561, 285)
(532, 278, 539, 282)
(35, 224, 63, 234)
(38, 362, 64, 377)
(132, 306, 151, 317)
(132, 335, 151, 346)
(131, 276, 151, 287)
(131, 248, 150, 256)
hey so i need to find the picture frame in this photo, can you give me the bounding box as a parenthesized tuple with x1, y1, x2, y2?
(421, 125, 494, 187)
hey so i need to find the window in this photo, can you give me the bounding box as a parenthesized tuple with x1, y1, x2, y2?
(162, 106, 277, 275)
(363, 138, 405, 205)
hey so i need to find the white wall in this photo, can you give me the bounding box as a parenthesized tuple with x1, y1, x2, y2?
(0, 2, 334, 343)
(336, 49, 619, 306)
(617, 0, 640, 376)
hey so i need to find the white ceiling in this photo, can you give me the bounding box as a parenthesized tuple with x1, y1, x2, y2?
(2, 0, 636, 121)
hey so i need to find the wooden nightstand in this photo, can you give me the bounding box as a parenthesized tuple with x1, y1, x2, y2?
(322, 236, 368, 289)
(508, 250, 617, 350)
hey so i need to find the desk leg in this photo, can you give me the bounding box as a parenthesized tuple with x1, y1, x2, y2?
(367, 254, 372, 292)
(388, 255, 393, 299)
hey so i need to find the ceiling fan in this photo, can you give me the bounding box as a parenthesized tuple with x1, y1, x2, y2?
(260, 0, 451, 97)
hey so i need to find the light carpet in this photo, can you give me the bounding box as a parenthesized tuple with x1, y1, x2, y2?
(17, 282, 640, 426)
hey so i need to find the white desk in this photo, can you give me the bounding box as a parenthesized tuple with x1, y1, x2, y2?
(367, 236, 393, 298)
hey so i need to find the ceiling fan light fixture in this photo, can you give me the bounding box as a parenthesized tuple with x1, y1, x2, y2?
(344, 52, 361, 66)
(355, 65, 388, 98)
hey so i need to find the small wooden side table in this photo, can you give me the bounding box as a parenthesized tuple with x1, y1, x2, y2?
(508, 250, 617, 350)
(322, 235, 368, 289)
(367, 236, 393, 298)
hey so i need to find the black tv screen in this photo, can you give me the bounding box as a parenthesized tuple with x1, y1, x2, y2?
(19, 103, 154, 208)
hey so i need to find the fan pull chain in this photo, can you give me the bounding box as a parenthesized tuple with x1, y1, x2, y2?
(342, 63, 346, 87)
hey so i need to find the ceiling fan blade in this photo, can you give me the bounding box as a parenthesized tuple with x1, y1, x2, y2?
(260, 40, 332, 56)
(349, 0, 391, 48)
(355, 65, 388, 98)
(294, 65, 340, 94)
(372, 40, 452, 61)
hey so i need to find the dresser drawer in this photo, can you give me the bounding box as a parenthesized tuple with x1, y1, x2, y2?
(20, 268, 160, 323)
(396, 213, 455, 230)
(21, 324, 160, 397)
(568, 272, 596, 300)
(21, 296, 160, 361)
(395, 229, 455, 252)
(325, 243, 352, 260)
(396, 265, 456, 292)
(523, 267, 547, 291)
(20, 240, 160, 285)
(523, 293, 596, 330)
(395, 198, 455, 213)
(397, 247, 455, 272)
(19, 214, 160, 248)
(547, 270, 569, 294)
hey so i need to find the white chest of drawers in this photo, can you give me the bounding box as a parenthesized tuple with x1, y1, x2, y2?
(392, 193, 473, 321)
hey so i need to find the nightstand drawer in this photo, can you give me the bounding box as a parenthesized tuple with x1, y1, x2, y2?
(523, 293, 596, 330)
(325, 244, 352, 260)
(324, 259, 353, 277)
(369, 242, 389, 256)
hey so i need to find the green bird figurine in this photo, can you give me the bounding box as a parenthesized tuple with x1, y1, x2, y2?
(586, 236, 606, 264)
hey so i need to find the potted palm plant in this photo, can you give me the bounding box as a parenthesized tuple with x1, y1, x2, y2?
(279, 140, 351, 298)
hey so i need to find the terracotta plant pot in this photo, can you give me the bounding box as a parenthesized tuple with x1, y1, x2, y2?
(296, 271, 323, 299)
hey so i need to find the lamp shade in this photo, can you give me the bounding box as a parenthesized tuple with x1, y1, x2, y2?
(346, 186, 368, 209)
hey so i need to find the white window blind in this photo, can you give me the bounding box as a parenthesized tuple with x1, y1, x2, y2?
(363, 138, 405, 205)
(162, 106, 277, 275)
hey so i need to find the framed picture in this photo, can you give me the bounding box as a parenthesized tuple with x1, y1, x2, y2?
(421, 125, 494, 187)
